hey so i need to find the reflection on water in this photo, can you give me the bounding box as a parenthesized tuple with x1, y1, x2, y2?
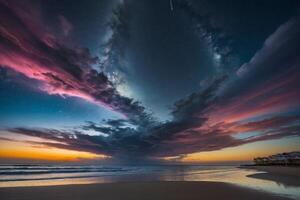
(0, 165, 299, 199)
(179, 168, 300, 200)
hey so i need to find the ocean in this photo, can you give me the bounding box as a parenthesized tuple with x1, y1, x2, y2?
(0, 164, 299, 199)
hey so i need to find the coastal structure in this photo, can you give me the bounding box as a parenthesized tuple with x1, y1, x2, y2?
(254, 151, 300, 166)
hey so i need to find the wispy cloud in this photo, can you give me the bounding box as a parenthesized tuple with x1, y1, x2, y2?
(1, 0, 300, 161)
(0, 0, 148, 122)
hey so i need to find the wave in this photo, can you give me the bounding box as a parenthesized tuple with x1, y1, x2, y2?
(0, 165, 132, 175)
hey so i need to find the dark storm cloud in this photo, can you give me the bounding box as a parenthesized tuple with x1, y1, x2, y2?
(7, 114, 300, 158)
(171, 75, 227, 121)
(6, 76, 226, 156)
(156, 125, 300, 157)
(6, 75, 300, 158)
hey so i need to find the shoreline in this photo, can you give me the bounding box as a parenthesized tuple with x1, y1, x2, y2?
(0, 181, 292, 200)
(241, 165, 300, 187)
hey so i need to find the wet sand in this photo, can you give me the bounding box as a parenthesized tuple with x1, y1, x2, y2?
(0, 181, 292, 200)
(243, 166, 300, 187)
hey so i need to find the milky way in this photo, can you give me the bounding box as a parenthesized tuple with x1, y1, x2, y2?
(0, 0, 300, 161)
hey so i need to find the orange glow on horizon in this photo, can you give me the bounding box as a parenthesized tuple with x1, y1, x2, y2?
(161, 137, 300, 163)
(1, 136, 299, 163)
(0, 140, 108, 162)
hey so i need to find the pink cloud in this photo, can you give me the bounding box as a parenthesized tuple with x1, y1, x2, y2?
(0, 1, 144, 120)
(58, 15, 73, 36)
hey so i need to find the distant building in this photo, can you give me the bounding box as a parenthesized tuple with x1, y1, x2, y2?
(253, 151, 300, 166)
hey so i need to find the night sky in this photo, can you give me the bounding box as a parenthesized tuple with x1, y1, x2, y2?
(0, 0, 300, 163)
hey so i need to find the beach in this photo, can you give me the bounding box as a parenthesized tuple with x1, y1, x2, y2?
(0, 181, 292, 200)
(242, 166, 300, 187)
(1, 165, 300, 199)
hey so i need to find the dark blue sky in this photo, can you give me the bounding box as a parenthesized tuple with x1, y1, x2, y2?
(0, 0, 300, 162)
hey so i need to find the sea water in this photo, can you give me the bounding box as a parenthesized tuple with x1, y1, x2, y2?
(0, 164, 299, 199)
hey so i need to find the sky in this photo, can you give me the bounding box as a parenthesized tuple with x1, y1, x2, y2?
(0, 0, 300, 164)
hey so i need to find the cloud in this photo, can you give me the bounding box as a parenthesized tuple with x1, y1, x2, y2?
(9, 75, 299, 158)
(58, 15, 73, 36)
(4, 76, 226, 158)
(207, 17, 300, 124)
(154, 116, 300, 156)
(8, 128, 108, 155)
(237, 17, 300, 78)
(171, 75, 227, 121)
(5, 74, 300, 160)
(0, 0, 149, 122)
(231, 116, 300, 132)
(1, 1, 300, 161)
(7, 114, 300, 158)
